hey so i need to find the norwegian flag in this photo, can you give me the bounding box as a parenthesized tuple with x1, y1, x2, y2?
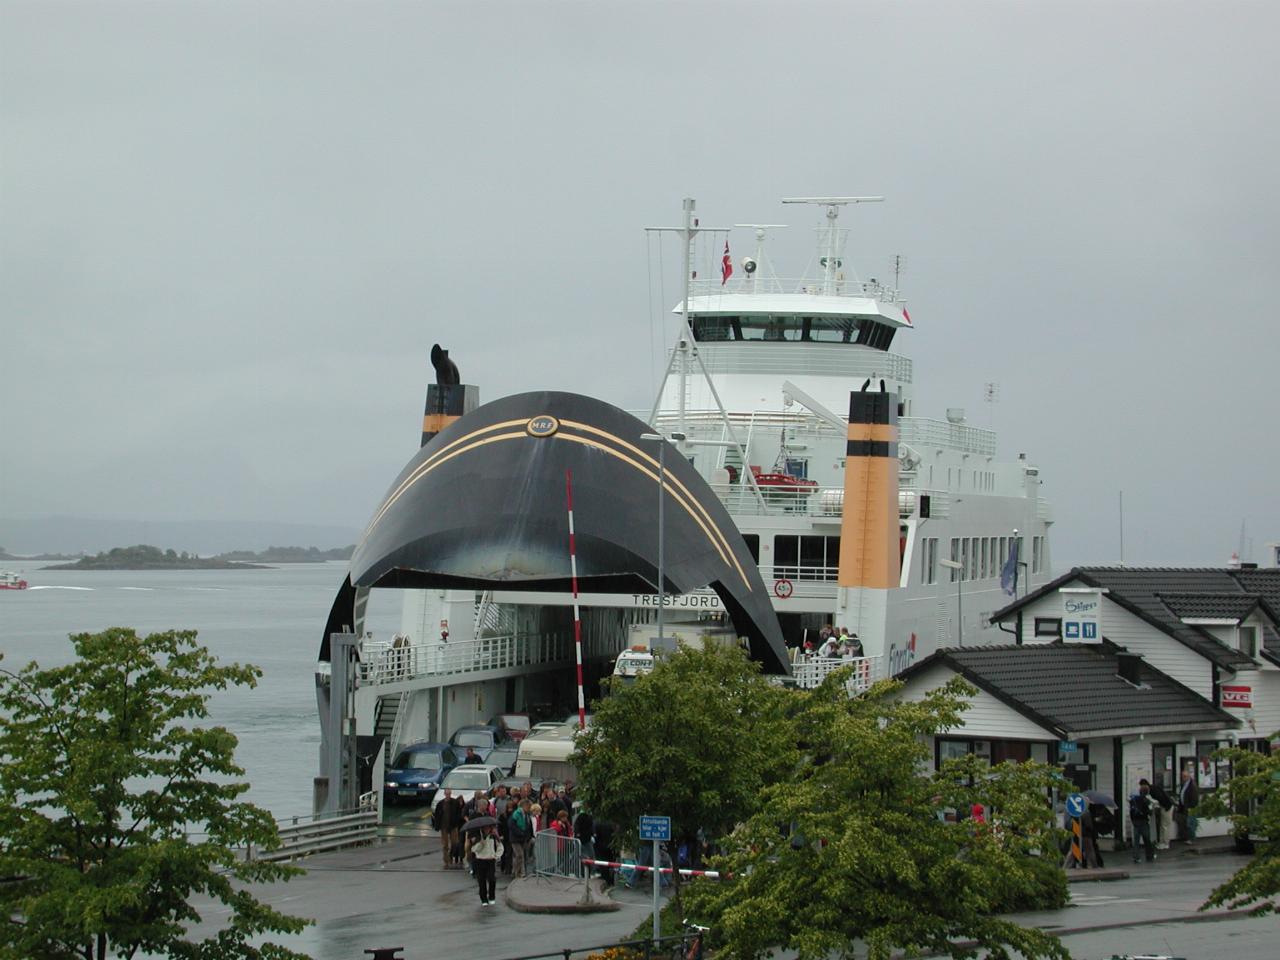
(902, 307, 912, 325)
(721, 240, 733, 285)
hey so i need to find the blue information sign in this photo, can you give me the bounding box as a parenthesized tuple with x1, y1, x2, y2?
(1060, 740, 1078, 753)
(1065, 793, 1086, 818)
(639, 815, 671, 841)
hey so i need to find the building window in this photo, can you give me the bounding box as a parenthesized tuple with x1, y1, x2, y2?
(1195, 740, 1232, 791)
(1239, 625, 1259, 659)
(949, 538, 960, 582)
(1034, 617, 1062, 638)
(773, 534, 839, 581)
(921, 536, 939, 585)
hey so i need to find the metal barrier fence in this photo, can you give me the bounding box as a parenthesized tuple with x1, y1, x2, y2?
(533, 829, 582, 879)
(249, 807, 379, 862)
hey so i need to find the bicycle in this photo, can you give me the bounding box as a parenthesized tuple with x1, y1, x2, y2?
(676, 921, 709, 960)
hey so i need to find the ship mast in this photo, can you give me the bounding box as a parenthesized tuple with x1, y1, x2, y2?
(782, 196, 883, 294)
(645, 198, 729, 439)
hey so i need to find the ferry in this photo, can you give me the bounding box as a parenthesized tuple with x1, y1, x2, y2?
(317, 196, 1056, 814)
(0, 572, 29, 590)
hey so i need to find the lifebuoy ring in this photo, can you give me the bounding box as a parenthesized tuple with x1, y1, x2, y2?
(774, 578, 794, 599)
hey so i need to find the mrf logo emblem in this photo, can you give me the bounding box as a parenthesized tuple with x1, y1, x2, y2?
(888, 632, 917, 675)
(526, 415, 560, 438)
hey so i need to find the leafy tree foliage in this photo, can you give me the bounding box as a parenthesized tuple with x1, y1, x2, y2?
(0, 628, 310, 960)
(572, 642, 795, 912)
(1198, 742, 1280, 915)
(682, 672, 1069, 960)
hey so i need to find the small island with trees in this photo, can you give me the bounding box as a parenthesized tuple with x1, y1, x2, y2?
(40, 543, 356, 570)
(43, 544, 269, 570)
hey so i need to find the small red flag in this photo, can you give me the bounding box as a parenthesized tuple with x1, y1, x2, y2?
(902, 307, 912, 325)
(721, 240, 733, 285)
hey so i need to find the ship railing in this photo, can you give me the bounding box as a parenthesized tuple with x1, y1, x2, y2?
(791, 655, 879, 695)
(898, 417, 996, 457)
(356, 632, 571, 687)
(687, 276, 901, 302)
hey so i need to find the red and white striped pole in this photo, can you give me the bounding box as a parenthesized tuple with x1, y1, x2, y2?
(566, 469, 587, 730)
(581, 858, 728, 880)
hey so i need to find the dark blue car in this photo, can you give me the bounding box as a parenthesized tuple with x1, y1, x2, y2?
(384, 741, 461, 804)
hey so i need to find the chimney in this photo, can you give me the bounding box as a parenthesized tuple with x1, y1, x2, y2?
(837, 391, 900, 589)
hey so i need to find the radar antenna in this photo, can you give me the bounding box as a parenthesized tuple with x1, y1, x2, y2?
(781, 196, 884, 293)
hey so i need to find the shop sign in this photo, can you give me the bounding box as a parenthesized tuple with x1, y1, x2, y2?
(1222, 685, 1252, 708)
(1061, 588, 1102, 643)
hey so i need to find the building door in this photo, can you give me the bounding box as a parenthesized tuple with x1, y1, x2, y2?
(1152, 743, 1178, 790)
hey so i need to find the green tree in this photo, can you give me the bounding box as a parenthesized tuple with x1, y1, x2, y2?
(1198, 741, 1280, 915)
(683, 672, 1069, 960)
(0, 628, 311, 960)
(572, 641, 795, 917)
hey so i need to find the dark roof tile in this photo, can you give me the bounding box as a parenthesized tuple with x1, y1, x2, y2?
(899, 643, 1239, 737)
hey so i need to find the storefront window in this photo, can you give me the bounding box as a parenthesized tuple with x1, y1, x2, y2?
(1195, 739, 1231, 790)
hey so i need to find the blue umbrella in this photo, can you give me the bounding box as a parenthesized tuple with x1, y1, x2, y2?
(1084, 790, 1116, 807)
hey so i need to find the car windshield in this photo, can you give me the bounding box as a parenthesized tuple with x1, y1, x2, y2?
(396, 750, 443, 770)
(454, 731, 492, 747)
(445, 771, 492, 791)
(502, 716, 531, 732)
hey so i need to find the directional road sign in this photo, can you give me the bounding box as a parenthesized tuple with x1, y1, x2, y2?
(1065, 793, 1086, 818)
(639, 815, 671, 842)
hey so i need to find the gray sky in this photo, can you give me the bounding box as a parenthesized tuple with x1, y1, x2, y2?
(3, 0, 1277, 566)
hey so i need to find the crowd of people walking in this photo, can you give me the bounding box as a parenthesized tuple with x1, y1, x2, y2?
(429, 780, 612, 905)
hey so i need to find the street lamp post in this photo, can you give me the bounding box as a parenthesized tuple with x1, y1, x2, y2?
(939, 558, 964, 646)
(640, 432, 685, 651)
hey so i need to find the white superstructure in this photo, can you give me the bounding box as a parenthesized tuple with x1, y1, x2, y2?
(639, 195, 1053, 673)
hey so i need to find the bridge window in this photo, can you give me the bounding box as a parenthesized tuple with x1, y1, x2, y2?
(773, 534, 840, 581)
(690, 315, 873, 344)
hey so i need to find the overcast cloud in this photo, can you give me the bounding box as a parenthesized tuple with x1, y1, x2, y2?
(2, 0, 1277, 566)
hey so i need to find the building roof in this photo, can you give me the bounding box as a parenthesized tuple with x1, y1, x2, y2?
(992, 567, 1280, 670)
(898, 644, 1240, 739)
(1158, 592, 1263, 621)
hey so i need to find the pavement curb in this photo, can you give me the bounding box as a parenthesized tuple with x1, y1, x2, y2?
(1040, 906, 1254, 938)
(505, 876, 621, 914)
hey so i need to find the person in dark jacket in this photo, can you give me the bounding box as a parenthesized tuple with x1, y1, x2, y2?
(593, 819, 617, 886)
(433, 788, 466, 868)
(1177, 766, 1200, 842)
(1129, 780, 1157, 863)
(574, 808, 595, 877)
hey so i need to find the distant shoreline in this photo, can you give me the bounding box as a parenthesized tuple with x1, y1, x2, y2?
(42, 558, 271, 571)
(12, 542, 354, 571)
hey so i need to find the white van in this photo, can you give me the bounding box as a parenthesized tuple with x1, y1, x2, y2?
(513, 723, 581, 782)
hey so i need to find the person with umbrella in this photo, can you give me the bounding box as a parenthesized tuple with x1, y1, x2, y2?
(465, 817, 503, 906)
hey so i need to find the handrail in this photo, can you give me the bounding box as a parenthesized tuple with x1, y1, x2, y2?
(355, 632, 573, 688)
(791, 655, 878, 694)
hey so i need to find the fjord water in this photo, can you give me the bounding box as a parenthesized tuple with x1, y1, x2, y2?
(0, 561, 399, 819)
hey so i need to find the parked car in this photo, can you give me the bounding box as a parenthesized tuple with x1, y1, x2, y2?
(488, 712, 532, 741)
(448, 724, 509, 760)
(486, 742, 520, 776)
(429, 765, 507, 817)
(383, 741, 461, 805)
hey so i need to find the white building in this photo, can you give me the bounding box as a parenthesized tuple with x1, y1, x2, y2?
(893, 565, 1280, 842)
